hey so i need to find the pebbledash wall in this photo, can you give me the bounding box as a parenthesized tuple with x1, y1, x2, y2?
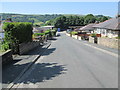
(97, 37, 120, 49)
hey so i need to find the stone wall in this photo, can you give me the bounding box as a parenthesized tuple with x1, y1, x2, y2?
(97, 37, 120, 49)
(19, 41, 40, 55)
(0, 50, 13, 64)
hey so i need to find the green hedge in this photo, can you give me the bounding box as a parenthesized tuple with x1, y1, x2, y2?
(90, 33, 96, 37)
(34, 33, 45, 36)
(33, 29, 57, 38)
(115, 37, 120, 39)
(71, 31, 78, 35)
(3, 22, 33, 53)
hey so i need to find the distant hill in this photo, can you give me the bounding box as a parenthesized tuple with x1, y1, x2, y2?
(0, 13, 62, 23)
(0, 13, 111, 24)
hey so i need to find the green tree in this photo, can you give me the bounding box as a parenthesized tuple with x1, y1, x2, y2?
(84, 14, 96, 25)
(45, 19, 54, 25)
(54, 16, 68, 29)
(100, 16, 108, 22)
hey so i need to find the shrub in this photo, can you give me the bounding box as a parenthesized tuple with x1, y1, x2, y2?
(34, 33, 45, 36)
(44, 30, 50, 35)
(71, 31, 78, 35)
(115, 37, 120, 39)
(1, 41, 9, 51)
(51, 29, 57, 36)
(90, 33, 96, 37)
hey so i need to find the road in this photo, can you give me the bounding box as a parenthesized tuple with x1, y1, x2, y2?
(12, 32, 118, 88)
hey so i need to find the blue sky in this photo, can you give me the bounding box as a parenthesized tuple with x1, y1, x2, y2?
(1, 2, 118, 17)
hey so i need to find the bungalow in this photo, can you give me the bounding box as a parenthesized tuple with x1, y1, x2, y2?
(79, 23, 96, 34)
(93, 17, 120, 38)
(68, 26, 83, 31)
(40, 26, 54, 30)
(33, 26, 54, 33)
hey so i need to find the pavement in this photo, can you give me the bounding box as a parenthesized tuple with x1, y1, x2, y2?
(2, 40, 51, 89)
(5, 32, 118, 89)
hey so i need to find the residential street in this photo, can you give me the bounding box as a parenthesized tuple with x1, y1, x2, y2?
(11, 32, 118, 88)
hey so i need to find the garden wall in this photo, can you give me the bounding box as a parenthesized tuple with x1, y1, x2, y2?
(97, 37, 120, 49)
(89, 36, 97, 44)
(19, 41, 40, 55)
(0, 50, 13, 64)
(72, 35, 78, 39)
(66, 33, 71, 37)
(89, 36, 95, 43)
(78, 36, 82, 40)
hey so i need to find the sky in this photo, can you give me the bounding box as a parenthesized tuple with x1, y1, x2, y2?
(1, 2, 118, 17)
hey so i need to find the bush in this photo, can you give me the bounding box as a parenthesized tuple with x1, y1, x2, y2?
(71, 31, 78, 35)
(1, 41, 9, 51)
(90, 33, 96, 37)
(34, 33, 45, 36)
(51, 29, 57, 36)
(44, 30, 50, 35)
(115, 37, 120, 39)
(3, 22, 33, 53)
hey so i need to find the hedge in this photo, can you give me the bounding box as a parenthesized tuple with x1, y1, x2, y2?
(90, 33, 96, 37)
(3, 22, 33, 53)
(33, 29, 57, 38)
(71, 31, 78, 35)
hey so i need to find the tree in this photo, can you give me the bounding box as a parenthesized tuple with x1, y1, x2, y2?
(45, 19, 54, 25)
(84, 14, 96, 25)
(79, 16, 84, 25)
(100, 16, 108, 22)
(54, 16, 68, 29)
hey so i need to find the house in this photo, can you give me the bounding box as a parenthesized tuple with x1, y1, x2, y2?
(79, 23, 96, 34)
(68, 26, 84, 31)
(33, 27, 45, 33)
(40, 26, 54, 30)
(93, 17, 120, 38)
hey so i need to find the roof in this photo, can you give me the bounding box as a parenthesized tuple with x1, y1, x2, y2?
(80, 24, 96, 31)
(93, 17, 120, 30)
(69, 26, 84, 28)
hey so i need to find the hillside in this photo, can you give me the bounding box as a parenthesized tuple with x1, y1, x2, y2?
(0, 13, 62, 23)
(0, 13, 111, 24)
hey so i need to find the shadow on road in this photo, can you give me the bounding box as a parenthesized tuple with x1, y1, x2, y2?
(17, 63, 67, 84)
(2, 46, 59, 86)
(2, 59, 28, 84)
(42, 48, 56, 56)
(49, 37, 57, 41)
(3, 62, 67, 85)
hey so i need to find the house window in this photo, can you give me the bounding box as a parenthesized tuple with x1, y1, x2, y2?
(112, 31, 118, 35)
